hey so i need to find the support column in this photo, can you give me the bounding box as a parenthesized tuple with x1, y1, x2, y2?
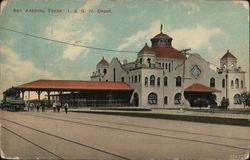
(36, 91, 41, 102)
(47, 91, 51, 107)
(21, 91, 25, 99)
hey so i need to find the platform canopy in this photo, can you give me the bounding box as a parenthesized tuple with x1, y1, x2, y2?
(184, 83, 221, 92)
(14, 79, 133, 91)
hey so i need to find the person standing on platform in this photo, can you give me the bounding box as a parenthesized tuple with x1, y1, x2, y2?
(52, 102, 56, 112)
(41, 101, 45, 112)
(64, 103, 69, 114)
(36, 103, 40, 112)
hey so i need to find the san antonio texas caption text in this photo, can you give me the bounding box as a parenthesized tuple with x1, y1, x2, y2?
(13, 8, 112, 14)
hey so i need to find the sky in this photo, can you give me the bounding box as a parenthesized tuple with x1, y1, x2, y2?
(0, 0, 249, 100)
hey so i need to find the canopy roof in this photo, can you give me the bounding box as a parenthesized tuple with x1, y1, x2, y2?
(15, 79, 133, 91)
(184, 83, 221, 92)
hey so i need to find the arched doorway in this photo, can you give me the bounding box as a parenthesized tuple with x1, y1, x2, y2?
(133, 93, 139, 106)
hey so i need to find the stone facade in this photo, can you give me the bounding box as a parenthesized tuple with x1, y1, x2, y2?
(91, 27, 248, 108)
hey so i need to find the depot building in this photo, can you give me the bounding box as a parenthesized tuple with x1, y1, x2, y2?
(90, 26, 248, 108)
(8, 26, 248, 108)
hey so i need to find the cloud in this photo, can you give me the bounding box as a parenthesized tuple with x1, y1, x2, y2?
(0, 45, 54, 99)
(116, 20, 162, 51)
(233, 1, 249, 10)
(170, 24, 222, 50)
(116, 22, 222, 52)
(45, 0, 103, 60)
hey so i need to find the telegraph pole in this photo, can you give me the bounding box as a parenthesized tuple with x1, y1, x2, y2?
(180, 48, 191, 111)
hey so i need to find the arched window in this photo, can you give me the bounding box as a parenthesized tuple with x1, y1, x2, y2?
(139, 58, 142, 64)
(164, 96, 168, 104)
(121, 77, 124, 82)
(135, 76, 137, 83)
(165, 63, 168, 69)
(103, 69, 107, 75)
(169, 63, 171, 72)
(210, 78, 215, 87)
(157, 77, 160, 86)
(231, 80, 234, 89)
(138, 75, 141, 82)
(113, 68, 116, 82)
(235, 79, 239, 89)
(174, 93, 181, 105)
(147, 58, 151, 64)
(164, 77, 168, 86)
(222, 79, 225, 88)
(148, 93, 157, 105)
(234, 94, 241, 104)
(176, 76, 181, 87)
(162, 63, 164, 68)
(150, 75, 155, 86)
(145, 77, 148, 86)
(241, 80, 243, 88)
(132, 76, 134, 83)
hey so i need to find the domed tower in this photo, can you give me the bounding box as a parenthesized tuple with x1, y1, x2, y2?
(151, 24, 173, 47)
(97, 57, 109, 75)
(149, 25, 185, 59)
(220, 50, 237, 70)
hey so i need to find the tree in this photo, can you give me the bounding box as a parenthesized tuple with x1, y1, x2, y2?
(193, 98, 208, 109)
(241, 92, 250, 108)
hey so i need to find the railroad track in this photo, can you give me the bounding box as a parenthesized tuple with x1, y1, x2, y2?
(26, 112, 250, 141)
(1, 117, 133, 160)
(9, 112, 250, 151)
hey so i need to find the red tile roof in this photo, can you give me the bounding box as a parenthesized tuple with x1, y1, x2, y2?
(98, 57, 109, 65)
(15, 80, 133, 90)
(221, 50, 237, 60)
(139, 43, 153, 53)
(184, 83, 221, 92)
(153, 32, 171, 38)
(152, 46, 186, 59)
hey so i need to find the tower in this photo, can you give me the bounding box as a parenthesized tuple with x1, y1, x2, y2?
(220, 50, 237, 70)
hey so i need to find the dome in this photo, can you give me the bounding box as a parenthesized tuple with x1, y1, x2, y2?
(138, 43, 154, 53)
(153, 32, 172, 39)
(220, 50, 237, 60)
(97, 57, 109, 65)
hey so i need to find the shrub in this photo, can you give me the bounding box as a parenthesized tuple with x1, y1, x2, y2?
(220, 98, 229, 109)
(193, 98, 208, 109)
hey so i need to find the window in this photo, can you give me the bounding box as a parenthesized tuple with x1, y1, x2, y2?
(235, 79, 239, 89)
(145, 77, 148, 86)
(162, 63, 164, 68)
(174, 93, 181, 105)
(164, 77, 168, 86)
(231, 80, 234, 89)
(132, 76, 134, 83)
(113, 68, 116, 82)
(103, 69, 107, 75)
(164, 96, 168, 104)
(157, 77, 160, 86)
(147, 58, 151, 64)
(222, 79, 225, 88)
(121, 77, 124, 82)
(234, 94, 241, 104)
(148, 93, 157, 105)
(176, 76, 181, 87)
(241, 80, 243, 88)
(165, 63, 168, 69)
(210, 78, 215, 88)
(150, 75, 155, 86)
(139, 58, 142, 64)
(129, 77, 130, 83)
(135, 76, 138, 83)
(169, 63, 171, 72)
